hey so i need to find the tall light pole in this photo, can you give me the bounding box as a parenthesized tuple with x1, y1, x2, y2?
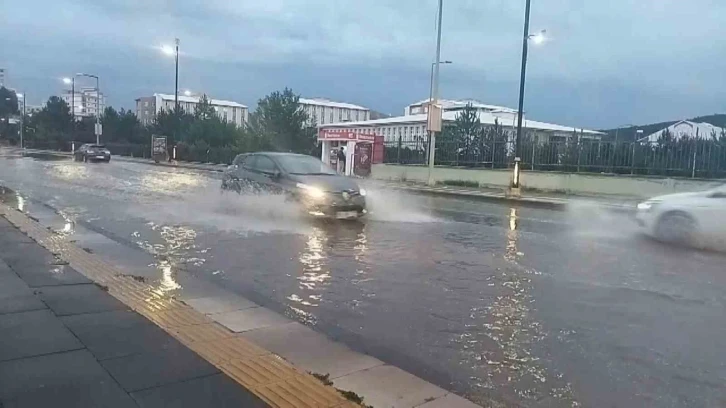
(512, 0, 545, 190)
(16, 93, 25, 149)
(77, 73, 101, 144)
(427, 60, 451, 164)
(162, 38, 180, 141)
(427, 0, 444, 186)
(63, 77, 75, 139)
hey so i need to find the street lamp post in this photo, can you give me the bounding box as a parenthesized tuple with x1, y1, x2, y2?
(62, 77, 75, 140)
(427, 60, 451, 164)
(76, 73, 101, 144)
(16, 93, 25, 149)
(511, 0, 545, 191)
(427, 0, 444, 186)
(162, 38, 180, 142)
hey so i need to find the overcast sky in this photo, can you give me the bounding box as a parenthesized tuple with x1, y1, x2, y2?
(2, 0, 725, 128)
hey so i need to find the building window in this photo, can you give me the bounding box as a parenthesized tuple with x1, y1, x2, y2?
(338, 110, 343, 121)
(330, 111, 334, 123)
(144, 101, 149, 107)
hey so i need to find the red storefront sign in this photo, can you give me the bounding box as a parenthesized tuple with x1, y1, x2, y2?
(318, 128, 376, 143)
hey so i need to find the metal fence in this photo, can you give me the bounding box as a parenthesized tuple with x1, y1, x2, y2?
(22, 137, 726, 179)
(384, 138, 726, 179)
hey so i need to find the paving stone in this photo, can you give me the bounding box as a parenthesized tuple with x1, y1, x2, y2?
(0, 244, 55, 267)
(37, 284, 127, 316)
(101, 342, 219, 392)
(0, 349, 138, 408)
(332, 365, 448, 408)
(0, 272, 32, 299)
(0, 309, 83, 362)
(62, 310, 181, 360)
(131, 373, 269, 408)
(241, 322, 384, 379)
(12, 263, 92, 287)
(212, 307, 292, 333)
(0, 295, 47, 315)
(185, 295, 258, 315)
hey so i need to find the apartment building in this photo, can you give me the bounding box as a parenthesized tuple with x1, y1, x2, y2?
(135, 93, 248, 127)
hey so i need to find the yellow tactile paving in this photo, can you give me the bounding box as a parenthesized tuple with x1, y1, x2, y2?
(0, 204, 353, 408)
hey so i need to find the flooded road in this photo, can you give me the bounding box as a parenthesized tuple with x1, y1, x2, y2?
(1, 152, 725, 407)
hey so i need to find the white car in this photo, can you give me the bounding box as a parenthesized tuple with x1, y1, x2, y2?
(636, 184, 726, 246)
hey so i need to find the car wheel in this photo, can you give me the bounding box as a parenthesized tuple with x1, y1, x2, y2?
(655, 212, 696, 245)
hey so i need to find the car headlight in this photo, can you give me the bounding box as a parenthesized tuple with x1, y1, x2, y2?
(637, 201, 657, 211)
(296, 183, 326, 199)
(359, 188, 367, 197)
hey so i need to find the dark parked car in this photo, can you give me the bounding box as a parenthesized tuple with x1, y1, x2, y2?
(74, 144, 111, 162)
(221, 152, 367, 219)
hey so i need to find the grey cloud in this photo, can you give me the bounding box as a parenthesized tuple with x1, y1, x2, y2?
(1, 0, 725, 127)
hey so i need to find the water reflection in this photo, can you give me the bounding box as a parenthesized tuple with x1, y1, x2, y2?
(288, 222, 369, 325)
(136, 223, 198, 296)
(505, 207, 519, 262)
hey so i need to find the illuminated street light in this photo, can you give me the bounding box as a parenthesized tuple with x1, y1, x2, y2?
(62, 77, 73, 85)
(77, 73, 101, 144)
(161, 38, 180, 142)
(529, 30, 547, 45)
(161, 45, 175, 56)
(183, 89, 192, 97)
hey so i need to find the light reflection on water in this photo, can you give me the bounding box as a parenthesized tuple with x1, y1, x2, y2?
(288, 223, 370, 325)
(457, 208, 578, 406)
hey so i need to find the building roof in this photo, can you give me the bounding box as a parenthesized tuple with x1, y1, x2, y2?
(299, 98, 369, 111)
(408, 98, 518, 114)
(153, 93, 247, 108)
(319, 111, 604, 135)
(640, 120, 726, 142)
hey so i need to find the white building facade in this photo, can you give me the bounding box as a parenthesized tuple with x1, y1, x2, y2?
(319, 99, 603, 146)
(135, 93, 248, 127)
(62, 88, 106, 118)
(300, 98, 370, 126)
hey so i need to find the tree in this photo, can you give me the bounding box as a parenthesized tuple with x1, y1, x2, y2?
(24, 96, 73, 147)
(248, 88, 315, 153)
(193, 95, 216, 121)
(0, 87, 20, 142)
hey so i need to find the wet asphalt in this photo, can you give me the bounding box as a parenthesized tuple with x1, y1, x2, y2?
(1, 152, 725, 407)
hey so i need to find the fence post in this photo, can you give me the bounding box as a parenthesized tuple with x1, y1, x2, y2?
(397, 135, 402, 164)
(531, 141, 536, 171)
(692, 145, 697, 178)
(576, 138, 582, 173)
(630, 143, 636, 175)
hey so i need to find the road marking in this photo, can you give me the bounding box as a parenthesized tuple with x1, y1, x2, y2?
(0, 203, 358, 408)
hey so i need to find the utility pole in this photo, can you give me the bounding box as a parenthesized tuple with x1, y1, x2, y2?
(512, 0, 532, 190)
(427, 0, 444, 185)
(174, 38, 180, 144)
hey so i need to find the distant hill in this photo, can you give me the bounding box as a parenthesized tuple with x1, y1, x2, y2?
(602, 114, 726, 141)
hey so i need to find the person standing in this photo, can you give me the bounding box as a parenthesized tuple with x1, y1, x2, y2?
(337, 146, 347, 175)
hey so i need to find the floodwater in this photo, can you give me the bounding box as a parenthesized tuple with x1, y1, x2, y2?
(1, 151, 725, 407)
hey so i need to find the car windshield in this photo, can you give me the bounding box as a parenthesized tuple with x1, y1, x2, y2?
(277, 155, 337, 175)
(89, 145, 105, 149)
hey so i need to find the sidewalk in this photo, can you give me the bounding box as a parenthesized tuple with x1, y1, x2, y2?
(0, 216, 269, 407)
